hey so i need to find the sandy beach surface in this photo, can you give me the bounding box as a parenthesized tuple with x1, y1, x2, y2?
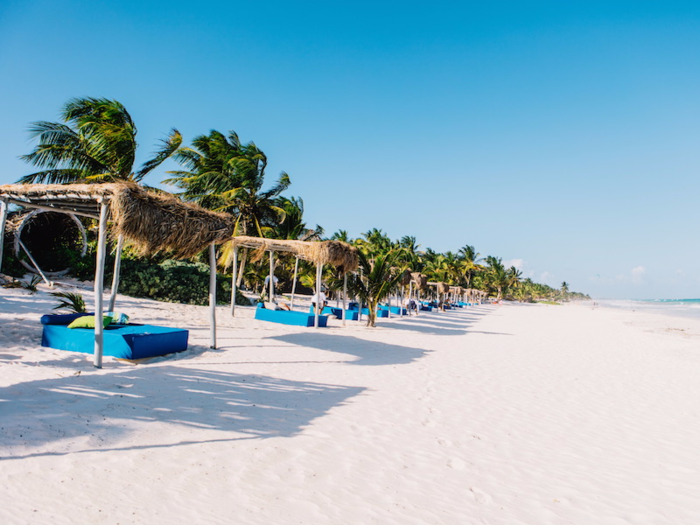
(2, 281, 700, 524)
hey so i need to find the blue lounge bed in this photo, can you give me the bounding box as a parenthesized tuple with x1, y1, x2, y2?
(379, 305, 408, 315)
(40, 314, 189, 360)
(348, 306, 389, 318)
(309, 306, 359, 321)
(256, 305, 328, 327)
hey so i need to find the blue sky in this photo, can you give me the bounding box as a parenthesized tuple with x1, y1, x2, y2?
(2, 1, 700, 299)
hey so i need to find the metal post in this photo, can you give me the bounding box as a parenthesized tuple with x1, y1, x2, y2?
(108, 234, 124, 312)
(0, 198, 8, 274)
(93, 201, 109, 368)
(231, 246, 238, 316)
(209, 243, 217, 349)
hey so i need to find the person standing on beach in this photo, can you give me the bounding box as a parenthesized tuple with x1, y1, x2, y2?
(311, 289, 327, 314)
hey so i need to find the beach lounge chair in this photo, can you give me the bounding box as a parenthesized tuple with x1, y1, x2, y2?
(40, 313, 189, 360)
(309, 306, 360, 321)
(255, 304, 328, 327)
(348, 305, 389, 318)
(379, 305, 408, 315)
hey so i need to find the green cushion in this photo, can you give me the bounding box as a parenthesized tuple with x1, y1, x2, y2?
(67, 315, 113, 329)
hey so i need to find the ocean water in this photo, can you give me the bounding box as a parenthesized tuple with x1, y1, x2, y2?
(596, 298, 700, 320)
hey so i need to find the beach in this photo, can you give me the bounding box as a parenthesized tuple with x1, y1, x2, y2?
(2, 283, 700, 524)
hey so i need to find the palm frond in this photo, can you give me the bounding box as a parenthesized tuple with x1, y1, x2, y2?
(135, 128, 183, 181)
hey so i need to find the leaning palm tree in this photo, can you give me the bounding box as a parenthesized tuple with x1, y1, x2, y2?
(19, 97, 181, 184)
(165, 129, 290, 282)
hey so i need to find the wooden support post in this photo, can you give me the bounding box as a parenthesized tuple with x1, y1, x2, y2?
(0, 198, 7, 274)
(314, 263, 322, 328)
(290, 257, 299, 309)
(93, 201, 109, 368)
(209, 243, 217, 349)
(357, 269, 363, 322)
(108, 234, 124, 312)
(231, 246, 238, 316)
(342, 273, 347, 327)
(17, 238, 52, 287)
(269, 251, 275, 302)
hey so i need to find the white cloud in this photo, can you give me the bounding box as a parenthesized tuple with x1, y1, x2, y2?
(631, 266, 646, 283)
(631, 266, 646, 277)
(503, 258, 524, 270)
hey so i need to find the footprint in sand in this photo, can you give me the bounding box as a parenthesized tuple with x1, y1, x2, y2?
(447, 458, 465, 470)
(469, 487, 492, 504)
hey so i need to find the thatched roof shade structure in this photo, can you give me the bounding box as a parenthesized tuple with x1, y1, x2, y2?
(0, 182, 237, 368)
(411, 272, 428, 290)
(230, 236, 359, 274)
(228, 236, 359, 328)
(427, 281, 450, 294)
(0, 183, 235, 259)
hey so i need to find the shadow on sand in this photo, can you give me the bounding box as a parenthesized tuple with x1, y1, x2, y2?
(270, 332, 430, 366)
(1, 365, 364, 459)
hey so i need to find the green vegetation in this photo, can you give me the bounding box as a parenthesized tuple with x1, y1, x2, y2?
(117, 259, 250, 306)
(51, 291, 87, 313)
(12, 97, 590, 311)
(19, 97, 180, 184)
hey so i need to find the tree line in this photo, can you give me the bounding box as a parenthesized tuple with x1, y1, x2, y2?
(17, 97, 590, 318)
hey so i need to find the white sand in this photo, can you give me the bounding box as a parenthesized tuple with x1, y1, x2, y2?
(2, 282, 700, 524)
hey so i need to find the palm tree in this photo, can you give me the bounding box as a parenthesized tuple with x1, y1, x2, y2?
(560, 281, 570, 302)
(485, 256, 509, 300)
(506, 266, 522, 297)
(272, 197, 323, 242)
(349, 248, 407, 327)
(457, 244, 482, 288)
(166, 130, 289, 237)
(270, 197, 324, 295)
(19, 97, 181, 184)
(330, 230, 350, 242)
(165, 129, 290, 282)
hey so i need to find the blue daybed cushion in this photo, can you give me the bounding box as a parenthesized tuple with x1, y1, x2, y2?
(41, 313, 90, 325)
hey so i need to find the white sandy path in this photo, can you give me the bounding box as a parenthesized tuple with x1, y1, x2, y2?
(1, 284, 700, 524)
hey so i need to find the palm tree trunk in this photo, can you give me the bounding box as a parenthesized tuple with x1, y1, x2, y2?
(367, 298, 377, 327)
(236, 249, 247, 287)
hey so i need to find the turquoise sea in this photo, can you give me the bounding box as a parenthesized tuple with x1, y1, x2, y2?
(596, 298, 700, 320)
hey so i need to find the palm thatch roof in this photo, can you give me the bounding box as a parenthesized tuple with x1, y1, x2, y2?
(399, 270, 412, 286)
(427, 281, 451, 294)
(230, 236, 359, 273)
(0, 183, 235, 259)
(411, 272, 428, 290)
(109, 184, 234, 258)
